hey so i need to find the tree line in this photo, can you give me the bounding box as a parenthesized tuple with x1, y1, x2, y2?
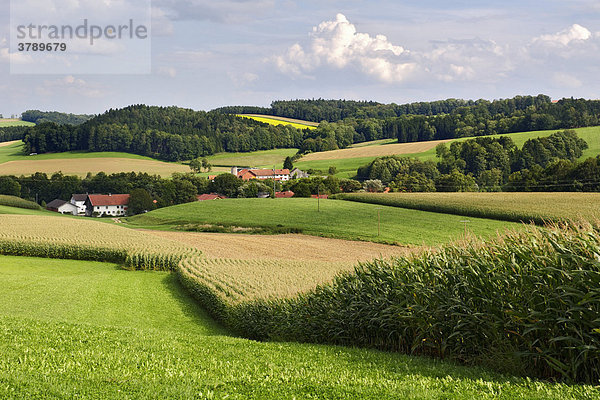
(21, 110, 94, 125)
(0, 126, 28, 143)
(357, 130, 600, 192)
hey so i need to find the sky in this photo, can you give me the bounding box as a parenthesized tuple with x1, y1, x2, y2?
(1, 0, 599, 116)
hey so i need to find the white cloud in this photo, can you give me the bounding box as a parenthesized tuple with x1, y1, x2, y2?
(157, 66, 177, 78)
(275, 14, 417, 83)
(533, 24, 592, 46)
(552, 72, 582, 89)
(36, 75, 106, 98)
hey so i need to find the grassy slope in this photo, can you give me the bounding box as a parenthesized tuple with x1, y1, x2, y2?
(334, 192, 600, 224)
(125, 198, 519, 246)
(206, 148, 298, 168)
(0, 256, 595, 399)
(0, 119, 35, 127)
(0, 205, 50, 215)
(295, 126, 600, 177)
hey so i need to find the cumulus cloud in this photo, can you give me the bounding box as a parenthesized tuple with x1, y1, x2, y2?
(533, 24, 592, 46)
(275, 14, 417, 83)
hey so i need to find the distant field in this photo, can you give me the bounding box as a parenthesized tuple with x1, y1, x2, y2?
(0, 205, 49, 215)
(0, 119, 34, 127)
(334, 192, 600, 224)
(126, 198, 520, 246)
(0, 157, 194, 177)
(238, 114, 318, 129)
(206, 148, 298, 168)
(300, 139, 449, 161)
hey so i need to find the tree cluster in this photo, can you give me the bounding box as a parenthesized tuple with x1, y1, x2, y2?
(357, 130, 594, 192)
(0, 126, 28, 143)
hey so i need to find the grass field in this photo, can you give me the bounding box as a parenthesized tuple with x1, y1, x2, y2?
(0, 119, 35, 127)
(333, 192, 600, 224)
(2, 256, 594, 399)
(206, 148, 298, 168)
(125, 198, 519, 246)
(238, 114, 319, 129)
(295, 126, 600, 177)
(0, 205, 49, 215)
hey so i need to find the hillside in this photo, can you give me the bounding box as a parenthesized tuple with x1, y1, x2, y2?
(124, 198, 520, 246)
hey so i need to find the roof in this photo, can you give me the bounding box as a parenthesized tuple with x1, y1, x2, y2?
(311, 194, 329, 199)
(275, 191, 295, 198)
(71, 194, 88, 202)
(197, 194, 227, 201)
(46, 199, 69, 208)
(87, 194, 130, 206)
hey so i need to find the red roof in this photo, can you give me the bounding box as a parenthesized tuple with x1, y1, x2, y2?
(87, 194, 130, 206)
(275, 191, 294, 198)
(236, 169, 290, 178)
(311, 194, 329, 199)
(197, 194, 227, 201)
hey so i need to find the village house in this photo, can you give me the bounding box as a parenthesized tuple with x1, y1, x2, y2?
(290, 168, 310, 179)
(70, 194, 88, 215)
(85, 194, 130, 217)
(46, 199, 79, 215)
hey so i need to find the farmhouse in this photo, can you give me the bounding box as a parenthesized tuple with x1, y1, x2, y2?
(70, 194, 88, 215)
(85, 194, 130, 217)
(46, 199, 79, 215)
(231, 167, 291, 181)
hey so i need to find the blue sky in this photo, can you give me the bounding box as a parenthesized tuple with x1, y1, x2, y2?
(1, 0, 599, 116)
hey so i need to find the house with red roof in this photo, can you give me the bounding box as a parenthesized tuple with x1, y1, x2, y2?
(85, 194, 130, 217)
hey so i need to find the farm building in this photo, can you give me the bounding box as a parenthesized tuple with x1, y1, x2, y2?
(231, 167, 291, 182)
(46, 199, 79, 215)
(85, 194, 130, 217)
(197, 193, 227, 201)
(70, 194, 88, 215)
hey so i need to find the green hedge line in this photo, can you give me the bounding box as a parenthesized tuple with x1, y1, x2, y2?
(178, 224, 600, 384)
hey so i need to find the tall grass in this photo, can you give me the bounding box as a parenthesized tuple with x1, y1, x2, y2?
(0, 195, 41, 210)
(178, 223, 600, 384)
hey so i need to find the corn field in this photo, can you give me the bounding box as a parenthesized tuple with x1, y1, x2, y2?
(179, 222, 600, 384)
(0, 215, 196, 270)
(333, 192, 600, 225)
(0, 195, 41, 210)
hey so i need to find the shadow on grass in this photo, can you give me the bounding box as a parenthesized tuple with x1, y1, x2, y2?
(160, 272, 230, 337)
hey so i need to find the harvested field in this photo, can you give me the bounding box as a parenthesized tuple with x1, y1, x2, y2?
(143, 230, 413, 262)
(299, 139, 451, 161)
(0, 140, 19, 148)
(0, 157, 216, 177)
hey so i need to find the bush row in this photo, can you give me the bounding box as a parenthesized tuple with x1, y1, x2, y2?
(177, 224, 600, 384)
